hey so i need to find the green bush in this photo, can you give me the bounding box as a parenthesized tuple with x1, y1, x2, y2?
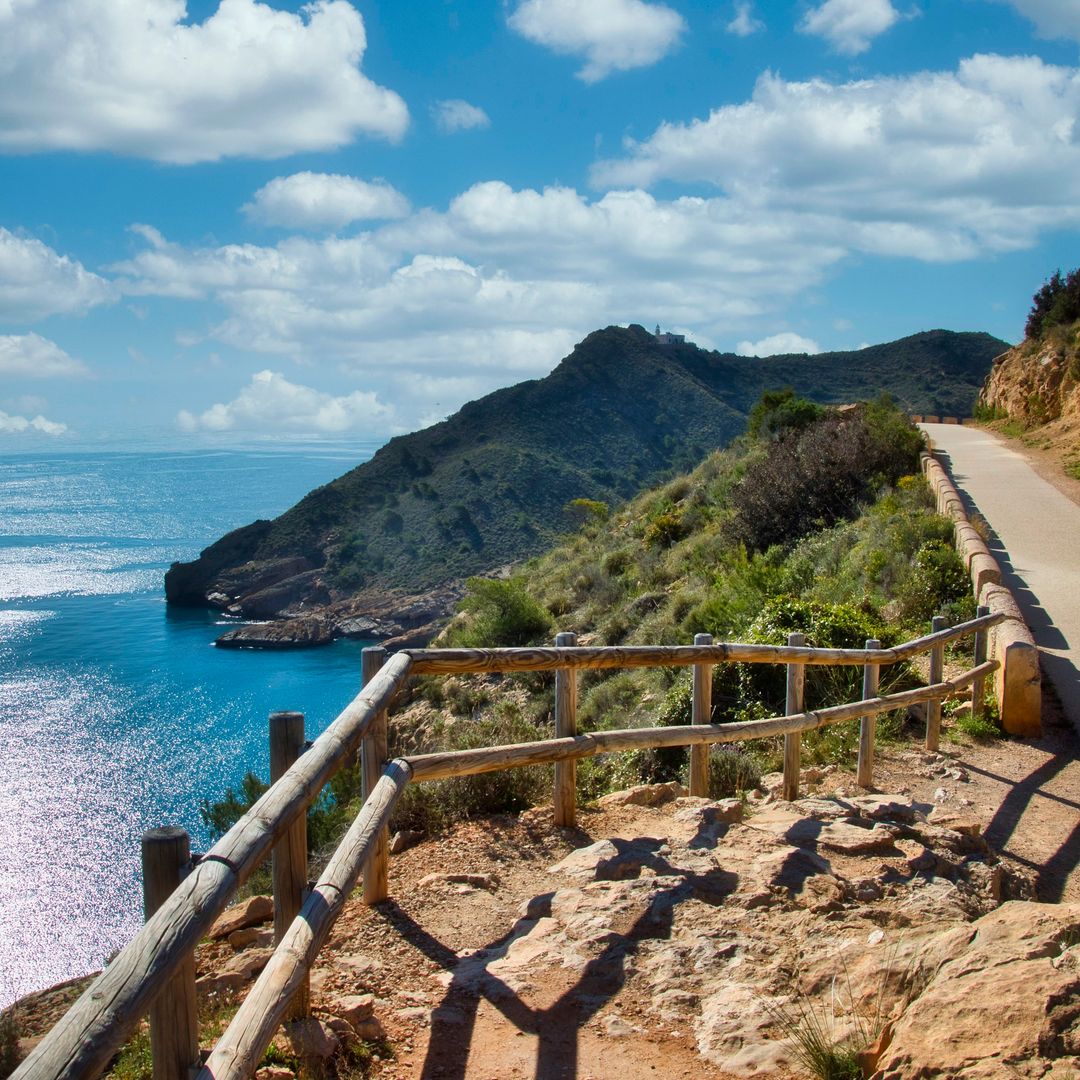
(446, 576, 552, 648)
(894, 539, 970, 626)
(1026, 267, 1080, 340)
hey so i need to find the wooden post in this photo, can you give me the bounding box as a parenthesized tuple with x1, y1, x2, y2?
(971, 604, 989, 720)
(926, 615, 947, 751)
(690, 633, 713, 797)
(554, 631, 578, 826)
(361, 647, 390, 904)
(857, 639, 881, 789)
(782, 632, 806, 801)
(141, 827, 198, 1080)
(269, 710, 308, 1019)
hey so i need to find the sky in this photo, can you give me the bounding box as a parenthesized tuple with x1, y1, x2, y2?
(1, 0, 1079, 448)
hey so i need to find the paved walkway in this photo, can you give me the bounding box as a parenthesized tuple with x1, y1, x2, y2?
(922, 423, 1080, 733)
(921, 423, 1080, 902)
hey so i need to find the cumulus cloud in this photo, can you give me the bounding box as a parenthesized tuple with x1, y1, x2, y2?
(243, 173, 411, 230)
(431, 99, 491, 134)
(998, 0, 1080, 41)
(177, 370, 395, 434)
(508, 0, 685, 82)
(0, 0, 408, 163)
(736, 332, 821, 356)
(0, 229, 114, 321)
(0, 411, 68, 436)
(727, 1, 764, 36)
(799, 0, 900, 54)
(0, 334, 89, 378)
(592, 55, 1080, 258)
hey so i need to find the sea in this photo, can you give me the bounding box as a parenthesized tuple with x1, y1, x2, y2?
(0, 445, 384, 1007)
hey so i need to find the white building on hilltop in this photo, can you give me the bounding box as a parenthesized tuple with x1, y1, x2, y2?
(654, 324, 686, 346)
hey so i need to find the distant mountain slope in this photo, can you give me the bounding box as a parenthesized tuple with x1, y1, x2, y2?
(165, 324, 1007, 633)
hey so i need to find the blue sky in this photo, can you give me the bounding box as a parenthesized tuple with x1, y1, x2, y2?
(1, 0, 1079, 447)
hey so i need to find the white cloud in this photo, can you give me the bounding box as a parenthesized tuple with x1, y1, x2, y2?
(177, 370, 395, 435)
(508, 0, 685, 82)
(0, 334, 89, 378)
(243, 173, 410, 230)
(0, 411, 68, 436)
(736, 332, 821, 356)
(592, 56, 1080, 258)
(727, 1, 764, 36)
(431, 99, 491, 134)
(0, 0, 408, 163)
(998, 0, 1080, 40)
(0, 229, 114, 321)
(799, 0, 900, 55)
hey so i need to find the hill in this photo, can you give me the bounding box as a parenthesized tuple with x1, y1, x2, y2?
(165, 324, 1007, 644)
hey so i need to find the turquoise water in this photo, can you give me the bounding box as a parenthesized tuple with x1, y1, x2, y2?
(0, 447, 381, 1006)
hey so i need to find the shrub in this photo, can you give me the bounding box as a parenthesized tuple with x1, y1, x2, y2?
(1026, 267, 1080, 340)
(730, 401, 923, 552)
(446, 576, 552, 648)
(709, 746, 763, 797)
(0, 1010, 19, 1080)
(893, 539, 970, 626)
(747, 388, 825, 442)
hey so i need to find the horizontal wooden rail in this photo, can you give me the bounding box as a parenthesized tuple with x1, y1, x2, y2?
(12, 653, 414, 1080)
(405, 612, 1003, 675)
(405, 660, 998, 782)
(199, 760, 412, 1080)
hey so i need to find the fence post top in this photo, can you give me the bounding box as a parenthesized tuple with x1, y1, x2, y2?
(142, 825, 189, 845)
(269, 710, 304, 721)
(694, 632, 713, 645)
(555, 630, 577, 645)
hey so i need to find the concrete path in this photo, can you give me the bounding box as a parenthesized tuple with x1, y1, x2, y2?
(921, 423, 1080, 733)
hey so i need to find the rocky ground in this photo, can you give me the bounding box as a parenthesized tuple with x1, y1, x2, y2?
(9, 696, 1080, 1080)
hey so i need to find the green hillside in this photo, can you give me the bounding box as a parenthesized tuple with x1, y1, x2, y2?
(165, 324, 1006, 617)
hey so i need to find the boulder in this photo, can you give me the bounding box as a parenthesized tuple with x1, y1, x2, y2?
(548, 838, 671, 882)
(598, 782, 687, 808)
(874, 901, 1080, 1078)
(209, 895, 274, 939)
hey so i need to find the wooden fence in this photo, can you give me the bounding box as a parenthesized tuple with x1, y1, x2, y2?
(13, 609, 1002, 1080)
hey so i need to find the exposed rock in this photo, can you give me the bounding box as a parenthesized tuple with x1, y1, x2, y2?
(380, 623, 441, 650)
(215, 615, 335, 649)
(874, 902, 1080, 1078)
(390, 829, 423, 854)
(598, 782, 687, 808)
(254, 1068, 295, 1080)
(208, 894, 274, 939)
(696, 985, 793, 1076)
(277, 1017, 339, 1062)
(548, 837, 672, 882)
(227, 927, 273, 950)
(326, 993, 376, 1030)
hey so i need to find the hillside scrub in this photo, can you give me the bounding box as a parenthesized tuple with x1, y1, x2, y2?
(202, 399, 971, 845)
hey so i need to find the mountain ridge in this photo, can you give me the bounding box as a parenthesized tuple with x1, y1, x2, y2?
(164, 323, 1008, 646)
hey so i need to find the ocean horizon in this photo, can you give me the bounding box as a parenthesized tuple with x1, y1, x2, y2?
(0, 444, 383, 1007)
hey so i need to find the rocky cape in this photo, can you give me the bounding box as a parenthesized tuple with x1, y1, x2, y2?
(166, 323, 1008, 648)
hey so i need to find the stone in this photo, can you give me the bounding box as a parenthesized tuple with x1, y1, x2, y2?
(208, 894, 274, 939)
(255, 1068, 295, 1080)
(928, 806, 983, 836)
(279, 1017, 339, 1062)
(696, 985, 794, 1076)
(874, 902, 1080, 1079)
(847, 794, 926, 822)
(753, 846, 832, 894)
(548, 838, 671, 882)
(227, 927, 273, 950)
(389, 829, 423, 854)
(602, 1014, 636, 1037)
(749, 808, 897, 854)
(597, 781, 687, 808)
(328, 993, 376, 1030)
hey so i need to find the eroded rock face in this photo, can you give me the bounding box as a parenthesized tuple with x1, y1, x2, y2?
(874, 902, 1080, 1078)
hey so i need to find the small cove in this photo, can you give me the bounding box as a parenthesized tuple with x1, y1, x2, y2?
(0, 446, 381, 1006)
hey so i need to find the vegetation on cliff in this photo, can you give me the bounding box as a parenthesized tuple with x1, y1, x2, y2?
(203, 397, 974, 849)
(167, 325, 1006, 621)
(978, 269, 1080, 479)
